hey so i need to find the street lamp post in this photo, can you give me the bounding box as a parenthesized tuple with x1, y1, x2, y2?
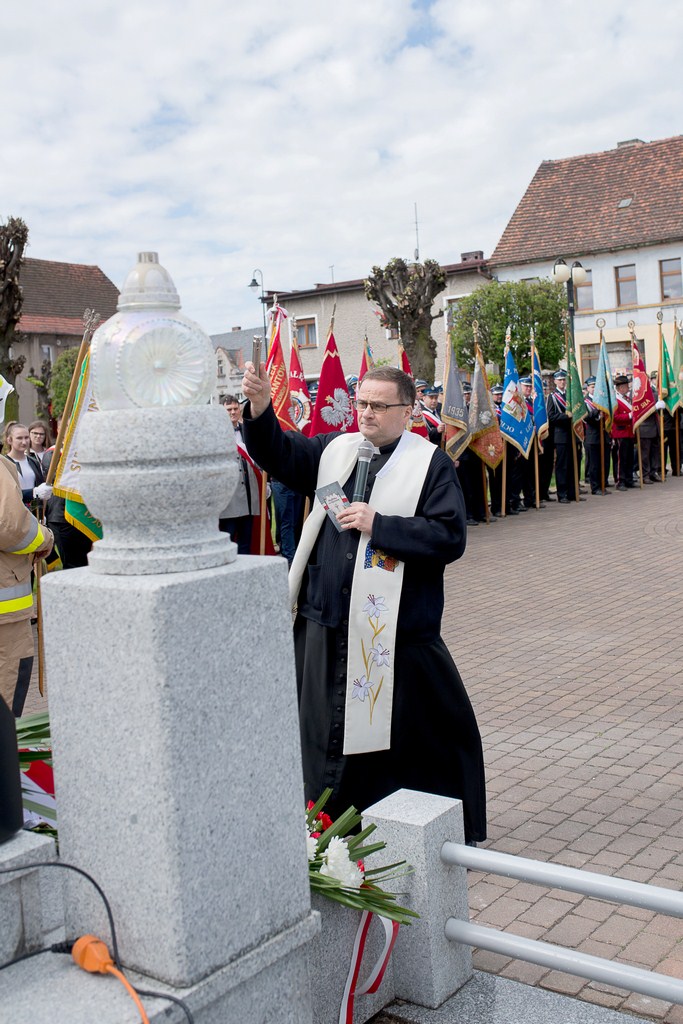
(552, 258, 587, 346)
(248, 269, 268, 344)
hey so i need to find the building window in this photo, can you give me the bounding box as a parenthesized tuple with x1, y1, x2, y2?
(660, 258, 683, 301)
(385, 327, 399, 341)
(574, 269, 594, 312)
(297, 317, 317, 349)
(580, 340, 632, 382)
(615, 264, 637, 306)
(217, 358, 225, 377)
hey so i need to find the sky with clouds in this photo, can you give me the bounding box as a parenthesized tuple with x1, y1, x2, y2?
(3, 1, 682, 335)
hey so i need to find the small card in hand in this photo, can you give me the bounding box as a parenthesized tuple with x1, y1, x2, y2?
(316, 482, 350, 532)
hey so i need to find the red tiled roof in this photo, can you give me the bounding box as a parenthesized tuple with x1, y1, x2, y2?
(18, 258, 119, 335)
(490, 136, 683, 268)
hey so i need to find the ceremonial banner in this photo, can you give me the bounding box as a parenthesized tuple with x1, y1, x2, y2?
(309, 326, 357, 435)
(567, 337, 588, 438)
(672, 321, 683, 404)
(468, 345, 503, 468)
(631, 342, 655, 431)
(266, 303, 297, 432)
(593, 334, 617, 432)
(358, 335, 375, 382)
(288, 332, 311, 434)
(0, 373, 14, 422)
(531, 345, 549, 450)
(441, 342, 469, 460)
(661, 330, 680, 415)
(398, 343, 412, 377)
(500, 334, 533, 457)
(52, 350, 103, 542)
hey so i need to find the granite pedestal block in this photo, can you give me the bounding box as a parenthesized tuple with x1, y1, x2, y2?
(0, 831, 65, 968)
(364, 790, 471, 1008)
(40, 556, 313, 990)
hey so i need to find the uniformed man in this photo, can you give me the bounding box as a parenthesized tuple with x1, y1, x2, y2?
(612, 374, 635, 490)
(488, 384, 515, 516)
(0, 457, 54, 716)
(583, 376, 612, 495)
(456, 383, 488, 525)
(547, 370, 580, 503)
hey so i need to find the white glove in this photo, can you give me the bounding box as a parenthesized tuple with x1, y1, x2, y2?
(34, 483, 53, 500)
(655, 400, 666, 410)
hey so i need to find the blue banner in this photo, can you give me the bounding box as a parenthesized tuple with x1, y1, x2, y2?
(500, 346, 534, 457)
(532, 348, 548, 448)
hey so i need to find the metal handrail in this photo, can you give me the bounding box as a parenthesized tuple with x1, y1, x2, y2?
(442, 842, 683, 917)
(442, 842, 683, 1006)
(445, 919, 683, 1006)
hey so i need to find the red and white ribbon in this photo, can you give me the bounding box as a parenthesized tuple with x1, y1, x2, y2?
(338, 911, 400, 1024)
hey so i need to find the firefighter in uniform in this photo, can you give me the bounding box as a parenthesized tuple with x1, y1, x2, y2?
(0, 456, 54, 716)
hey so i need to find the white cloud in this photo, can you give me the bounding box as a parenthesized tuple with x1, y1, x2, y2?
(2, 0, 682, 333)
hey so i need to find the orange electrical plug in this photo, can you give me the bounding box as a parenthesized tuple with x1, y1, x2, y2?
(72, 934, 114, 973)
(72, 935, 150, 1024)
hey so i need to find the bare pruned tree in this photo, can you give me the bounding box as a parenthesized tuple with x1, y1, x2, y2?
(364, 257, 446, 382)
(0, 216, 29, 384)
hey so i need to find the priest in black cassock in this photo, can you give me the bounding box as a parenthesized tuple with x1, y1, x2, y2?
(242, 363, 486, 844)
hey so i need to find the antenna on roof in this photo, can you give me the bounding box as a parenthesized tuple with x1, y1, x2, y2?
(329, 265, 335, 284)
(414, 202, 420, 262)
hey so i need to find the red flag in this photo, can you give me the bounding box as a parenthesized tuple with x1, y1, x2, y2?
(396, 342, 428, 437)
(289, 332, 311, 435)
(631, 342, 656, 432)
(266, 303, 296, 432)
(235, 436, 277, 555)
(398, 343, 412, 376)
(309, 327, 358, 435)
(358, 335, 375, 382)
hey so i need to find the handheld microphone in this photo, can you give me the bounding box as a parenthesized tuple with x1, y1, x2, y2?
(352, 439, 375, 502)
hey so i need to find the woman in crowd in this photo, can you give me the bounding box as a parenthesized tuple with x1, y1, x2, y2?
(28, 421, 50, 457)
(2, 422, 49, 507)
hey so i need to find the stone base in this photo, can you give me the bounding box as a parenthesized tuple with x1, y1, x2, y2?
(0, 831, 64, 968)
(40, 555, 311, 988)
(0, 912, 319, 1024)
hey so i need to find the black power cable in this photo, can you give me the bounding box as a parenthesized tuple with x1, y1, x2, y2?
(0, 861, 194, 1023)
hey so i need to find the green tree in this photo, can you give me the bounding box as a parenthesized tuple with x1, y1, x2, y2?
(48, 346, 79, 419)
(448, 278, 566, 374)
(364, 258, 446, 382)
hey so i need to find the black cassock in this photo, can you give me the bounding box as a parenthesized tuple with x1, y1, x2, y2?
(243, 404, 486, 842)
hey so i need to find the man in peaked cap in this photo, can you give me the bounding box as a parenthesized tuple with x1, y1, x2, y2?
(547, 369, 581, 503)
(456, 383, 488, 525)
(583, 376, 612, 495)
(612, 374, 635, 490)
(488, 384, 512, 516)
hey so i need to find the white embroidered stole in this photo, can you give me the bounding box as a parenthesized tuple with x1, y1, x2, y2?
(286, 430, 435, 755)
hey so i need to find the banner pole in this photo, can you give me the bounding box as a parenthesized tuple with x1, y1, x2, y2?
(481, 458, 490, 523)
(501, 441, 507, 517)
(599, 418, 606, 494)
(533, 435, 540, 508)
(636, 427, 643, 488)
(259, 471, 268, 555)
(572, 427, 580, 502)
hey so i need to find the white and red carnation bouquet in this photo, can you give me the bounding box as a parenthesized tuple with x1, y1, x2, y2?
(306, 788, 418, 926)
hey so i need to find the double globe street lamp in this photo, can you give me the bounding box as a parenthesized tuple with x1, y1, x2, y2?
(552, 258, 588, 344)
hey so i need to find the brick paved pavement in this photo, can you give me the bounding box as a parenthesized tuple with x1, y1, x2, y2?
(442, 478, 683, 1022)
